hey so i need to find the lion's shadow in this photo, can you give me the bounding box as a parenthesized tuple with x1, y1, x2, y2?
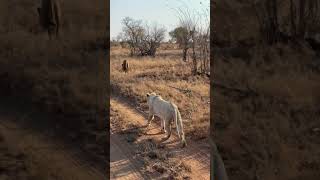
(140, 125, 164, 136)
(142, 127, 182, 147)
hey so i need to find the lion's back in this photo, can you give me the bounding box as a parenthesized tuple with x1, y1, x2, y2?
(151, 97, 175, 119)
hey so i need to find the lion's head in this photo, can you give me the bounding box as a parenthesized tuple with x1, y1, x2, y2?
(146, 92, 158, 105)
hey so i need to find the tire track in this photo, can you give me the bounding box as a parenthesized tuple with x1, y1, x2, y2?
(110, 132, 147, 180)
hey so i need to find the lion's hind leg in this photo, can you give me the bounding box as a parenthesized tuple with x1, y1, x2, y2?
(161, 119, 172, 142)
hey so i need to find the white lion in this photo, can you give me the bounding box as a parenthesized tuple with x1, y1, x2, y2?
(146, 92, 187, 147)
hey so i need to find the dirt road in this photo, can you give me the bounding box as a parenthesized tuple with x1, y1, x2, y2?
(110, 132, 147, 179)
(110, 96, 210, 179)
(0, 101, 107, 180)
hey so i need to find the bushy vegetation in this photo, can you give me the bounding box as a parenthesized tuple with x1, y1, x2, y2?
(213, 1, 320, 179)
(0, 0, 107, 150)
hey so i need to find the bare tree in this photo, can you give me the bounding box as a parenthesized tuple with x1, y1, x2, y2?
(253, 0, 280, 44)
(169, 26, 192, 61)
(139, 23, 166, 56)
(289, 0, 320, 38)
(254, 0, 320, 43)
(173, 3, 210, 75)
(121, 17, 165, 57)
(121, 17, 145, 56)
(198, 30, 210, 75)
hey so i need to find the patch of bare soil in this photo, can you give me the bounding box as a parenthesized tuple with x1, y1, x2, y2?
(0, 99, 107, 180)
(0, 133, 32, 180)
(110, 132, 146, 179)
(0, 120, 106, 180)
(110, 96, 210, 180)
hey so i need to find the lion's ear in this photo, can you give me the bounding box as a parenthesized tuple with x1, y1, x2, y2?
(146, 93, 150, 97)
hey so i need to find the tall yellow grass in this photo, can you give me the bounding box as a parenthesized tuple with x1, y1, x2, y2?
(111, 47, 210, 139)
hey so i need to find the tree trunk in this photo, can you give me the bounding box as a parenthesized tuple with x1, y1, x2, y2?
(267, 0, 279, 44)
(290, 0, 297, 37)
(298, 0, 306, 38)
(192, 44, 197, 75)
(182, 48, 188, 62)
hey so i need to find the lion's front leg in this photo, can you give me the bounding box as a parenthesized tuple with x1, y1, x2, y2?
(161, 119, 166, 133)
(147, 114, 154, 127)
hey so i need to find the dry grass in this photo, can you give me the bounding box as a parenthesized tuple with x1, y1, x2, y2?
(213, 43, 320, 180)
(111, 47, 210, 140)
(213, 2, 320, 179)
(0, 0, 107, 173)
(0, 0, 106, 130)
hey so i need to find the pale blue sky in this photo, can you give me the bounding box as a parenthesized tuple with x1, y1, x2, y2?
(111, 0, 210, 41)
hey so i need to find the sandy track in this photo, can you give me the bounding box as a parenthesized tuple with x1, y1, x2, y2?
(110, 96, 210, 179)
(110, 99, 149, 180)
(110, 133, 147, 179)
(0, 119, 106, 180)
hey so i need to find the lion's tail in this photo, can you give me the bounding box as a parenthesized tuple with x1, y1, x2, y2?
(174, 106, 187, 147)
